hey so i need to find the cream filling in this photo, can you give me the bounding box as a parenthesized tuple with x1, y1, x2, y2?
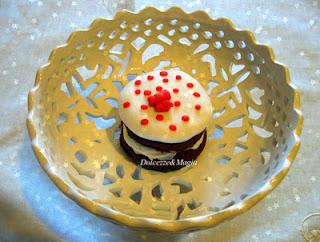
(123, 125, 205, 160)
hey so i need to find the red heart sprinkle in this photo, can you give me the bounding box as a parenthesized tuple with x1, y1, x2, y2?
(181, 115, 189, 121)
(193, 92, 200, 97)
(134, 80, 141, 86)
(141, 104, 148, 110)
(148, 96, 156, 106)
(162, 100, 172, 109)
(162, 90, 171, 100)
(156, 86, 162, 91)
(144, 90, 151, 96)
(169, 124, 177, 131)
(163, 78, 169, 83)
(176, 75, 182, 80)
(123, 101, 130, 108)
(155, 103, 165, 112)
(147, 75, 154, 81)
(160, 71, 168, 77)
(135, 89, 141, 95)
(156, 92, 165, 102)
(174, 101, 181, 107)
(140, 118, 149, 125)
(156, 114, 164, 121)
(187, 82, 194, 88)
(195, 104, 201, 110)
(148, 90, 173, 112)
(173, 88, 179, 93)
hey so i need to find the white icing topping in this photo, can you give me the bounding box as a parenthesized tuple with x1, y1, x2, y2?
(119, 70, 213, 143)
(123, 125, 205, 160)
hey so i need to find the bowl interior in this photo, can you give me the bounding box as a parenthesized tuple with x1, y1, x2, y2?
(28, 8, 301, 230)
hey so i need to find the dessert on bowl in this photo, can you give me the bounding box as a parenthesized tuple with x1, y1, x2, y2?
(119, 70, 213, 172)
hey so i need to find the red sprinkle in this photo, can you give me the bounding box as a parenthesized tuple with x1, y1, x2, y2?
(155, 100, 172, 112)
(176, 75, 182, 80)
(169, 124, 177, 131)
(147, 75, 154, 81)
(193, 92, 200, 97)
(160, 71, 168, 77)
(141, 104, 148, 110)
(135, 89, 141, 95)
(174, 101, 181, 107)
(134, 80, 141, 86)
(156, 114, 164, 121)
(162, 78, 169, 83)
(148, 95, 156, 106)
(195, 104, 201, 110)
(156, 86, 163, 91)
(140, 118, 149, 125)
(173, 88, 179, 93)
(182, 115, 190, 122)
(123, 101, 130, 108)
(187, 82, 194, 88)
(162, 90, 171, 100)
(144, 90, 151, 96)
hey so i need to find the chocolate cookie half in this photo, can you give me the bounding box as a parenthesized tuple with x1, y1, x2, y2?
(120, 124, 207, 171)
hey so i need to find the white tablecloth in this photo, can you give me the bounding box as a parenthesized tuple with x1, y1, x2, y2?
(0, 0, 319, 241)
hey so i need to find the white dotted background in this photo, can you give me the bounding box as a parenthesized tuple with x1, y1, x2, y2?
(0, 0, 319, 241)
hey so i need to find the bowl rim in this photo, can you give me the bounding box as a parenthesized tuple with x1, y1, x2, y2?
(26, 6, 304, 232)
